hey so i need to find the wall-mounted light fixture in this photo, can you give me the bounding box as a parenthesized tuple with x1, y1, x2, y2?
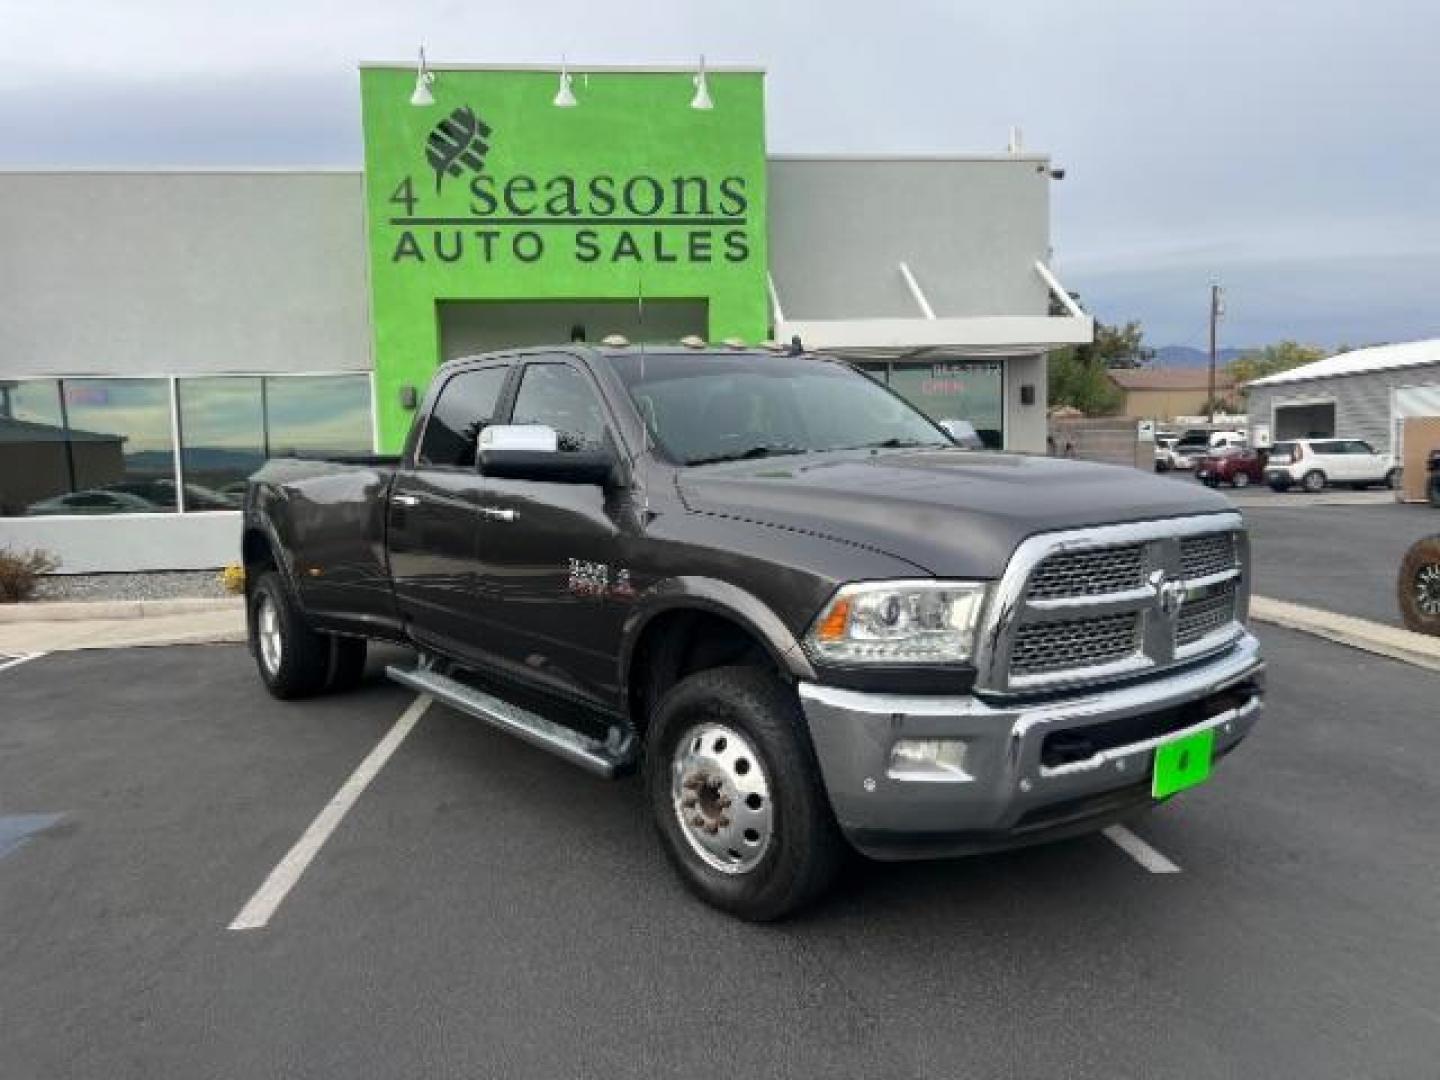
(691, 55, 714, 110)
(554, 58, 578, 107)
(410, 47, 435, 107)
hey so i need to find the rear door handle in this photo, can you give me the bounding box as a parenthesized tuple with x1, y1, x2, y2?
(480, 507, 518, 523)
(392, 493, 420, 508)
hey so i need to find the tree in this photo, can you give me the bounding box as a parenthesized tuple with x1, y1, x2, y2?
(1228, 341, 1326, 386)
(1047, 348, 1123, 415)
(1045, 317, 1149, 414)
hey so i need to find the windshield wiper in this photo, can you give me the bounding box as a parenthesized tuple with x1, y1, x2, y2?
(840, 437, 950, 451)
(686, 444, 807, 467)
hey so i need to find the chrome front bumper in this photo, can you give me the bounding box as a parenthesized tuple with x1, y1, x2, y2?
(800, 633, 1265, 860)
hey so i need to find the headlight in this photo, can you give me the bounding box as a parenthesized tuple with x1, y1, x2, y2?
(805, 580, 989, 664)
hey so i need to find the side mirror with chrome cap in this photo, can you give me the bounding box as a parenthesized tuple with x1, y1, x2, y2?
(477, 424, 617, 486)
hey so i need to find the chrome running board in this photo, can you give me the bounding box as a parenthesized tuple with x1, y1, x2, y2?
(386, 664, 636, 779)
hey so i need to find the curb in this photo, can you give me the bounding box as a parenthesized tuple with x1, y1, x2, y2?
(0, 597, 243, 624)
(1250, 595, 1440, 672)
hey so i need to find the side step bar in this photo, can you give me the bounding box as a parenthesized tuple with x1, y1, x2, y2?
(386, 664, 636, 779)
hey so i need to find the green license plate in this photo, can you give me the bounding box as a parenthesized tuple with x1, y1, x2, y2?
(1152, 728, 1215, 798)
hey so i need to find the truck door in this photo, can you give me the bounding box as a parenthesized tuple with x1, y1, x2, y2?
(468, 356, 640, 710)
(387, 361, 513, 662)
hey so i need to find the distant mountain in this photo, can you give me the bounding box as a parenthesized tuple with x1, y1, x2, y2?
(1152, 345, 1250, 368)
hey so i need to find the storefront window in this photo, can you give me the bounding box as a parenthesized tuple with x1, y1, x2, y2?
(1, 373, 373, 517)
(0, 380, 71, 517)
(178, 377, 266, 510)
(886, 359, 1004, 449)
(264, 375, 372, 458)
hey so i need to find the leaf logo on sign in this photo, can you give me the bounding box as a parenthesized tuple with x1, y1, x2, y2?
(425, 106, 491, 193)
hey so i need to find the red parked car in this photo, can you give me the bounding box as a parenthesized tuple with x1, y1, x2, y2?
(1196, 447, 1265, 488)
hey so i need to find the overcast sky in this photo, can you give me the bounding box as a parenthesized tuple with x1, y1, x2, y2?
(3, 0, 1437, 350)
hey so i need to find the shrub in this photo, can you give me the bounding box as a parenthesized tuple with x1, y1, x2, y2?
(218, 563, 246, 594)
(0, 546, 61, 603)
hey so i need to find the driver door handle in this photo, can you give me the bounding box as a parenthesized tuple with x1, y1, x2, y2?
(392, 493, 420, 508)
(480, 507, 518, 523)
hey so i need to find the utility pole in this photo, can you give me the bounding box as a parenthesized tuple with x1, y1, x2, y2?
(1207, 283, 1224, 424)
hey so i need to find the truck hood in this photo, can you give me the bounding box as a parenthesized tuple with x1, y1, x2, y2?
(677, 449, 1236, 578)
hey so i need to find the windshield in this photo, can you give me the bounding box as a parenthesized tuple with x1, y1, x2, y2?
(606, 351, 953, 465)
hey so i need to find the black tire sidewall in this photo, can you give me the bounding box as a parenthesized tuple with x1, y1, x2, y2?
(1398, 537, 1440, 636)
(248, 571, 331, 699)
(644, 666, 843, 921)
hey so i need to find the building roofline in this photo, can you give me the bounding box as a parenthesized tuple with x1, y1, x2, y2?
(0, 166, 362, 175)
(358, 60, 766, 74)
(769, 152, 1052, 164)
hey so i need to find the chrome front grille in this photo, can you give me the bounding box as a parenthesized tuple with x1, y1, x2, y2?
(977, 514, 1249, 693)
(1011, 612, 1140, 678)
(1027, 544, 1146, 599)
(1181, 532, 1239, 580)
(1177, 583, 1238, 645)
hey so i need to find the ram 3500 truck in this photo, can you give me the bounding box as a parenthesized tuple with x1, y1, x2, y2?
(244, 345, 1265, 920)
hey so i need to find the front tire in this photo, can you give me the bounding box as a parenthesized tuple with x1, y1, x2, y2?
(645, 666, 844, 921)
(1302, 469, 1327, 493)
(1398, 536, 1440, 636)
(248, 571, 332, 699)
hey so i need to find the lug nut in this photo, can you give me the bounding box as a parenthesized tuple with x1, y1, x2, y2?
(681, 794, 698, 808)
(690, 815, 705, 828)
(704, 823, 720, 835)
(717, 816, 730, 829)
(718, 797, 732, 810)
(683, 776, 704, 791)
(709, 777, 724, 791)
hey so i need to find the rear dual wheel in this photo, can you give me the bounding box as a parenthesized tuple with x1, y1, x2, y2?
(249, 571, 367, 699)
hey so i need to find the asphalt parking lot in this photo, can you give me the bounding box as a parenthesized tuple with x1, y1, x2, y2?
(3, 625, 1438, 1079)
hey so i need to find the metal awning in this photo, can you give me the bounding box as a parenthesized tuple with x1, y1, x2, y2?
(771, 260, 1093, 359)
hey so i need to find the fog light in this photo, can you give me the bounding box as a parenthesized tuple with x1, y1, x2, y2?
(887, 738, 970, 781)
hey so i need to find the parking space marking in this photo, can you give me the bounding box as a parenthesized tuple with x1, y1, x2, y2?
(0, 652, 46, 674)
(1102, 825, 1181, 874)
(228, 693, 432, 931)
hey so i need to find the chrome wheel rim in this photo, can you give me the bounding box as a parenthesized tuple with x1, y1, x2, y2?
(257, 595, 283, 675)
(1416, 563, 1440, 617)
(671, 722, 774, 875)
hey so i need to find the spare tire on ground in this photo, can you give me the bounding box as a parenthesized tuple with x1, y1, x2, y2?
(1397, 535, 1440, 636)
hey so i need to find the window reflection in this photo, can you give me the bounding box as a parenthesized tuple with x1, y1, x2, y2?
(0, 380, 72, 516)
(265, 376, 372, 459)
(178, 377, 265, 510)
(0, 374, 373, 517)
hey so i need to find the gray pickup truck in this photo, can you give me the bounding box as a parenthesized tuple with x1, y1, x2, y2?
(244, 344, 1265, 919)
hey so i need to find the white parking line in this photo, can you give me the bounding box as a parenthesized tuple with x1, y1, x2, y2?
(1103, 824, 1181, 874)
(228, 693, 432, 931)
(0, 652, 46, 674)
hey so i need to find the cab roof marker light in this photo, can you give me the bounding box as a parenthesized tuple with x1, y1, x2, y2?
(601, 333, 629, 347)
(680, 335, 707, 349)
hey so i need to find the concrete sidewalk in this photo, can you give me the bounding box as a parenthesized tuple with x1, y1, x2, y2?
(0, 597, 244, 653)
(1249, 595, 1440, 673)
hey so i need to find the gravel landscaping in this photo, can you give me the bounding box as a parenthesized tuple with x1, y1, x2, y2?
(33, 571, 231, 603)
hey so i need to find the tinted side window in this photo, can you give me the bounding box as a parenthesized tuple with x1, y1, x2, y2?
(509, 364, 608, 452)
(1348, 440, 1375, 455)
(418, 366, 510, 467)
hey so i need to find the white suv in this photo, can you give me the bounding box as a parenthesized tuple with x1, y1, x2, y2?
(1264, 438, 1398, 493)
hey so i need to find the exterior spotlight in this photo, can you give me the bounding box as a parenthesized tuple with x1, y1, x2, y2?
(410, 47, 435, 107)
(554, 59, 578, 107)
(690, 56, 713, 110)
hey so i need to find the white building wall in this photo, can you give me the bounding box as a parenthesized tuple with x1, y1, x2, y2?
(1247, 361, 1440, 452)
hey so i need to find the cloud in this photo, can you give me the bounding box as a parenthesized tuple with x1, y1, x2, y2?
(2, 0, 1438, 346)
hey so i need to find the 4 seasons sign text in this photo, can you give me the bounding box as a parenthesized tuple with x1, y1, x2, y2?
(388, 105, 752, 267)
